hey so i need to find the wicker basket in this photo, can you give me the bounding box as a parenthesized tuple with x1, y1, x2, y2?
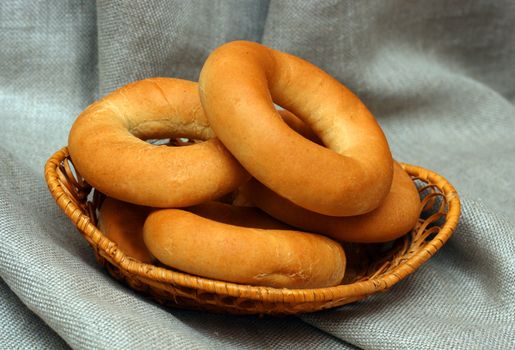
(44, 147, 460, 315)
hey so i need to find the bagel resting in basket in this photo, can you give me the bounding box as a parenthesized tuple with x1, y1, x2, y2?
(47, 41, 460, 314)
(44, 147, 460, 315)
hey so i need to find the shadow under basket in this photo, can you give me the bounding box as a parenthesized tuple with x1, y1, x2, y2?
(45, 147, 461, 315)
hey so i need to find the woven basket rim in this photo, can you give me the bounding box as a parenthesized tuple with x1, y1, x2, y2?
(45, 147, 461, 304)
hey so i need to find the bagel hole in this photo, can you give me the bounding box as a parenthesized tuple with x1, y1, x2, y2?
(146, 138, 198, 147)
(146, 138, 171, 145)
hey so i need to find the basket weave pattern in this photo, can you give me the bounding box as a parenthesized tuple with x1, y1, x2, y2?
(45, 147, 460, 315)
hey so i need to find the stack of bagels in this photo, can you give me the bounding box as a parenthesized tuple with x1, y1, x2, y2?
(68, 41, 420, 289)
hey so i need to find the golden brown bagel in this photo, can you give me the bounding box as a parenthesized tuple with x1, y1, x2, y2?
(98, 197, 153, 263)
(199, 41, 393, 216)
(238, 162, 420, 243)
(143, 207, 346, 289)
(68, 78, 249, 208)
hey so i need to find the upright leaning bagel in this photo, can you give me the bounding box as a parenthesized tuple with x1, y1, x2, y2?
(199, 41, 393, 216)
(68, 78, 248, 208)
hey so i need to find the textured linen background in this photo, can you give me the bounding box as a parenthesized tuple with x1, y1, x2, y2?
(1, 1, 514, 349)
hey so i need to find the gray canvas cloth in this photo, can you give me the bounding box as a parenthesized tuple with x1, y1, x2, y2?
(1, 1, 514, 349)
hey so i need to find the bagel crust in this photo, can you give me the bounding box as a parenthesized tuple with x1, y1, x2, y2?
(143, 206, 346, 289)
(199, 41, 393, 216)
(97, 197, 153, 263)
(68, 78, 249, 208)
(238, 162, 421, 243)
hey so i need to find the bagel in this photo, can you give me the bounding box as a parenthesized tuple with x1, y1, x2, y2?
(237, 162, 421, 243)
(143, 205, 346, 289)
(199, 41, 393, 216)
(97, 197, 153, 263)
(68, 78, 249, 208)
